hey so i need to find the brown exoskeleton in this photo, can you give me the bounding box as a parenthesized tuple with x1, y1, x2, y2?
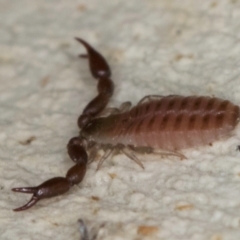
(12, 38, 240, 211)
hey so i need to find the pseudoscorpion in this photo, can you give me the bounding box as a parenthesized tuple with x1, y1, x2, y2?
(12, 38, 240, 211)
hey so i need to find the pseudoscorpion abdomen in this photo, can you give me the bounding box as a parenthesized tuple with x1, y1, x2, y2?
(106, 96, 240, 150)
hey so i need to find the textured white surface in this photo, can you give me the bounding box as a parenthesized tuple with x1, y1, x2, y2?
(1, 0, 240, 239)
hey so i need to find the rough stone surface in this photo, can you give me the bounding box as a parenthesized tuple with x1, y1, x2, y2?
(1, 0, 240, 239)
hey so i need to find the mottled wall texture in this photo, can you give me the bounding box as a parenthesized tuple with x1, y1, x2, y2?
(1, 0, 240, 239)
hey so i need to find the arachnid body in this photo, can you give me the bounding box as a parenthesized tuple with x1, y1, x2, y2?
(12, 38, 240, 211)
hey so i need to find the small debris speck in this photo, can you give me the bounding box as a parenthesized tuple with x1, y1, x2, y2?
(19, 136, 36, 145)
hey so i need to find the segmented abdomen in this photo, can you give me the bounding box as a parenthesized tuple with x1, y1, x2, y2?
(106, 96, 239, 150)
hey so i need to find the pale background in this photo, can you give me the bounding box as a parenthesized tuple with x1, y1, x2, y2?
(1, 0, 240, 239)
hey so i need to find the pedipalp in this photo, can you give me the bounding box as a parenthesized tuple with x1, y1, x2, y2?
(75, 38, 114, 129)
(12, 38, 114, 211)
(12, 137, 88, 211)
